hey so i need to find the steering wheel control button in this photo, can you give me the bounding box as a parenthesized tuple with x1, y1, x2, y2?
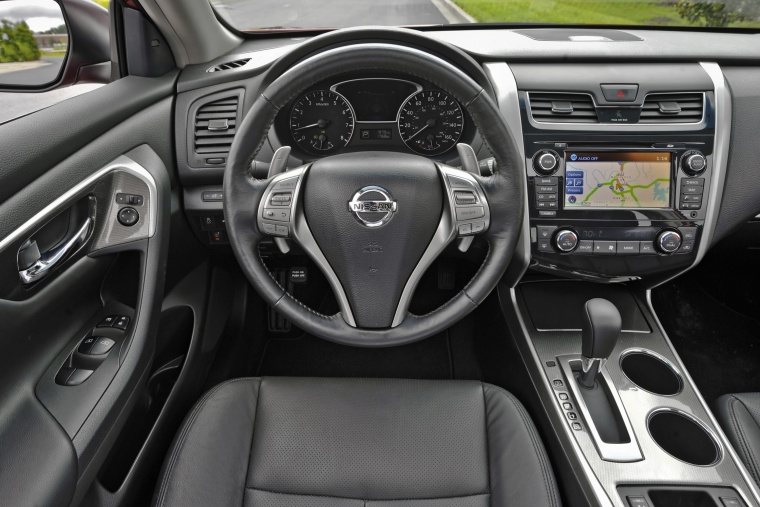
(113, 316, 130, 330)
(681, 150, 707, 175)
(117, 207, 139, 227)
(89, 337, 117, 356)
(618, 241, 640, 255)
(261, 223, 277, 235)
(532, 150, 560, 175)
(454, 191, 477, 205)
(274, 225, 289, 236)
(97, 315, 117, 328)
(593, 241, 617, 255)
(554, 229, 578, 253)
(78, 337, 96, 354)
(600, 84, 638, 102)
(458, 223, 472, 235)
(455, 206, 484, 221)
(274, 177, 297, 190)
(471, 222, 485, 234)
(656, 230, 682, 254)
(447, 175, 476, 188)
(65, 369, 94, 386)
(269, 193, 292, 206)
(263, 209, 291, 222)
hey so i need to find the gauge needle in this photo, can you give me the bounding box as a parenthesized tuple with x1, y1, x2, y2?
(405, 118, 436, 142)
(294, 119, 331, 131)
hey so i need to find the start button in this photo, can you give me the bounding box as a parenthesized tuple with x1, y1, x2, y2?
(601, 84, 638, 102)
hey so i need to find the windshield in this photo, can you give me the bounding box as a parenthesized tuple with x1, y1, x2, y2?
(210, 0, 760, 32)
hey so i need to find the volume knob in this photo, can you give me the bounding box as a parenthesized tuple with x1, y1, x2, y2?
(682, 151, 707, 176)
(656, 230, 682, 254)
(554, 229, 579, 252)
(533, 150, 560, 175)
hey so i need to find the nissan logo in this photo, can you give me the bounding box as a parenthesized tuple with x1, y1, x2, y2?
(348, 186, 397, 227)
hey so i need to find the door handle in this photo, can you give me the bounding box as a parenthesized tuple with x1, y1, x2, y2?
(19, 218, 92, 284)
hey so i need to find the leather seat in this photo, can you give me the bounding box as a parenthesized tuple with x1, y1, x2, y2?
(716, 393, 760, 487)
(153, 377, 560, 507)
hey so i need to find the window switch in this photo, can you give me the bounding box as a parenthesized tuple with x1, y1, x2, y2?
(55, 367, 76, 385)
(78, 337, 97, 354)
(89, 337, 116, 356)
(66, 369, 94, 386)
(97, 315, 117, 328)
(113, 316, 130, 330)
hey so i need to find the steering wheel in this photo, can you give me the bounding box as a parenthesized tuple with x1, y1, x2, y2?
(223, 39, 524, 347)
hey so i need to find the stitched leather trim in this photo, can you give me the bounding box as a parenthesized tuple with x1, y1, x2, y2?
(247, 487, 490, 503)
(728, 395, 760, 485)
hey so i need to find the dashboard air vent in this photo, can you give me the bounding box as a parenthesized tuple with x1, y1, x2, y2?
(528, 92, 599, 123)
(194, 96, 239, 155)
(208, 58, 251, 73)
(641, 93, 704, 123)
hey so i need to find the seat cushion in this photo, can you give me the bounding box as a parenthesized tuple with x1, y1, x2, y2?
(153, 377, 560, 507)
(716, 393, 760, 487)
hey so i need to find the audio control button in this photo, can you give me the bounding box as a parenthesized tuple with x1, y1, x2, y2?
(533, 150, 561, 175)
(657, 230, 682, 254)
(554, 229, 578, 252)
(682, 151, 707, 175)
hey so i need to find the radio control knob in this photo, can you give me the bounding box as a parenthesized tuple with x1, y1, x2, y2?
(554, 229, 578, 252)
(533, 150, 560, 175)
(656, 230, 682, 254)
(682, 151, 707, 175)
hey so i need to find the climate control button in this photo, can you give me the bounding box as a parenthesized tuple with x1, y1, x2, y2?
(554, 229, 579, 252)
(656, 230, 682, 254)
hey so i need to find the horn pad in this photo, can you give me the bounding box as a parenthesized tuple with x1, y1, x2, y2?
(303, 152, 444, 328)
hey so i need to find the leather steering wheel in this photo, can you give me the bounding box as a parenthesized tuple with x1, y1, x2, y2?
(224, 40, 524, 347)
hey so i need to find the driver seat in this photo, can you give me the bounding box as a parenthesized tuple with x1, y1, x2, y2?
(153, 377, 560, 507)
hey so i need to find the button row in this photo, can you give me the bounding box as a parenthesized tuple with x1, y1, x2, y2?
(534, 176, 558, 214)
(116, 193, 144, 206)
(448, 175, 489, 237)
(97, 315, 130, 330)
(261, 178, 297, 238)
(79, 336, 117, 356)
(679, 178, 704, 210)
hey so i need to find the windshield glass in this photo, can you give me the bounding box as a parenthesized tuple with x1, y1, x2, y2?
(210, 0, 760, 32)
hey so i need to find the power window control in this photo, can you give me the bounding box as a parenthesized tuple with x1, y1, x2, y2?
(627, 497, 650, 507)
(97, 315, 118, 328)
(55, 367, 76, 385)
(89, 337, 116, 355)
(720, 498, 743, 507)
(66, 369, 94, 386)
(78, 337, 97, 354)
(113, 316, 130, 330)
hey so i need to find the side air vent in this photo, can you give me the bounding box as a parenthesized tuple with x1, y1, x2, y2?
(194, 96, 238, 155)
(641, 93, 704, 124)
(528, 92, 599, 123)
(207, 58, 251, 73)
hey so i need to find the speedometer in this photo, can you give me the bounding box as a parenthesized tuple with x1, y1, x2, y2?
(290, 90, 355, 155)
(398, 90, 464, 156)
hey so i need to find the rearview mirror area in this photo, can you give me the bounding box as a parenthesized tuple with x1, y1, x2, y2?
(0, 0, 68, 87)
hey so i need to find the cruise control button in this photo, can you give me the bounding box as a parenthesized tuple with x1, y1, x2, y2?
(455, 207, 485, 221)
(593, 241, 617, 255)
(618, 241, 640, 255)
(454, 191, 477, 205)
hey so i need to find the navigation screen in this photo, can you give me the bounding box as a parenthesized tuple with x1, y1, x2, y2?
(564, 152, 671, 209)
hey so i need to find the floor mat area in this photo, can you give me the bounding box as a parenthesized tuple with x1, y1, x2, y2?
(652, 274, 760, 408)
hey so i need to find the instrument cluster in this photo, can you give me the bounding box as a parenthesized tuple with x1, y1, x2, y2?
(283, 77, 467, 157)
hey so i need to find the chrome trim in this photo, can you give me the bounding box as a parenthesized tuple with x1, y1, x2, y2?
(19, 218, 92, 284)
(482, 62, 531, 286)
(330, 77, 422, 125)
(619, 347, 684, 397)
(509, 288, 614, 506)
(348, 186, 397, 228)
(558, 354, 644, 462)
(260, 167, 357, 327)
(390, 164, 490, 327)
(524, 91, 707, 131)
(0, 155, 158, 256)
(646, 290, 760, 504)
(646, 407, 723, 467)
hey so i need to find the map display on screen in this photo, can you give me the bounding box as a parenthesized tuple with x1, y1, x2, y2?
(564, 152, 671, 209)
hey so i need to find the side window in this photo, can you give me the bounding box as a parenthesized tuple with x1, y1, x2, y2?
(0, 0, 110, 123)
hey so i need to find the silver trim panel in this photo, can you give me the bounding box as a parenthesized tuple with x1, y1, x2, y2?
(0, 155, 158, 256)
(619, 347, 684, 397)
(646, 407, 723, 467)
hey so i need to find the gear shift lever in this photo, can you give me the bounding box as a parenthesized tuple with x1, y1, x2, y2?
(579, 298, 622, 389)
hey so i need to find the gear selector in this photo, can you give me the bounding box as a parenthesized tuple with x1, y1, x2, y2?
(579, 298, 622, 389)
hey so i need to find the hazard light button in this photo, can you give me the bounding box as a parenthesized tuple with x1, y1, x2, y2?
(601, 84, 638, 102)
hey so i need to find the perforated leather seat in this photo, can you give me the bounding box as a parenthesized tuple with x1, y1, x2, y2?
(153, 377, 560, 507)
(717, 393, 760, 487)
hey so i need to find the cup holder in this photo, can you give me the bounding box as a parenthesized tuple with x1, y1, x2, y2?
(620, 349, 683, 396)
(648, 409, 721, 466)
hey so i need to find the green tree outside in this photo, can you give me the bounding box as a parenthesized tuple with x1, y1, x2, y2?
(0, 20, 41, 63)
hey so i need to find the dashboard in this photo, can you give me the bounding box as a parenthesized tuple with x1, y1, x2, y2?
(272, 76, 474, 159)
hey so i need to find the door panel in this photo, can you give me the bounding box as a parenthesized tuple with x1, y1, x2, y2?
(0, 77, 174, 507)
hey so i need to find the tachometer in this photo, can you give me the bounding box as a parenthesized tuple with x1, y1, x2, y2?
(398, 90, 463, 156)
(290, 90, 355, 155)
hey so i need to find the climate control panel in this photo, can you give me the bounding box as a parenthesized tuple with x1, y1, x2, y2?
(535, 225, 698, 257)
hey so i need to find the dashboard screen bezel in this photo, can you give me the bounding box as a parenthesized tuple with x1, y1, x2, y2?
(562, 151, 675, 211)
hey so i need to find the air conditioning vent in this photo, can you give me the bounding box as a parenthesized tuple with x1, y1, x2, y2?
(208, 58, 251, 73)
(194, 96, 239, 155)
(528, 92, 599, 123)
(641, 93, 704, 124)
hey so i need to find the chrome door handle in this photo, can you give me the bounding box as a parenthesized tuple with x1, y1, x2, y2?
(19, 218, 92, 284)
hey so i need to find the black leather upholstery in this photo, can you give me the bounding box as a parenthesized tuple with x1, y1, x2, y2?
(153, 378, 560, 507)
(716, 393, 760, 487)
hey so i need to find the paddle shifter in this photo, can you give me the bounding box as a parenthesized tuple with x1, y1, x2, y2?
(579, 298, 622, 389)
